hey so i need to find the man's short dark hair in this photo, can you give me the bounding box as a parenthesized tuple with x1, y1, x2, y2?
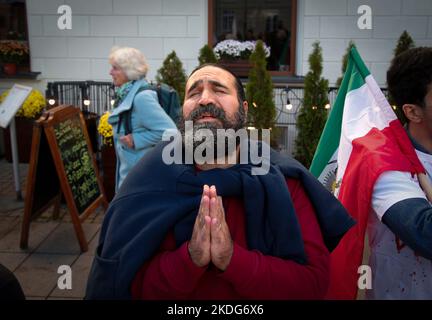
(387, 47, 432, 116)
(188, 63, 246, 103)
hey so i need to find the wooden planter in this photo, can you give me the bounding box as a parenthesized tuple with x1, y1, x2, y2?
(217, 59, 252, 78)
(101, 143, 116, 202)
(3, 117, 35, 163)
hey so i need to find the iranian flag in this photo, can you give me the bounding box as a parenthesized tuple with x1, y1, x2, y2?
(310, 47, 425, 299)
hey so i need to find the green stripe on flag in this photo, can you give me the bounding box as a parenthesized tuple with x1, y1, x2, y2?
(310, 46, 371, 181)
(350, 46, 371, 79)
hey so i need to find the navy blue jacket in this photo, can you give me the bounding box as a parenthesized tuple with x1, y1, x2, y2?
(85, 140, 355, 299)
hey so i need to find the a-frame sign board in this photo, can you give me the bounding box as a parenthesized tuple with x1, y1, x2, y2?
(20, 105, 108, 252)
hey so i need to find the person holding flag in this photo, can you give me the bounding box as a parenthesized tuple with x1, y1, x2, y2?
(311, 46, 432, 299)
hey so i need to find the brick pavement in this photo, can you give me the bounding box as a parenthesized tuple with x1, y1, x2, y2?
(0, 158, 105, 299)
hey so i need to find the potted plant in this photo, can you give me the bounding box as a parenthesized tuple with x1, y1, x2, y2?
(0, 89, 46, 162)
(213, 40, 271, 77)
(198, 44, 218, 66)
(0, 40, 29, 76)
(97, 112, 116, 201)
(156, 51, 187, 102)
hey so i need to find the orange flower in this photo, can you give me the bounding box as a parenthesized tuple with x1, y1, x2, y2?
(0, 40, 29, 64)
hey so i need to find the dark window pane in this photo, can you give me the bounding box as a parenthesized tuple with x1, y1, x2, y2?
(0, 0, 30, 73)
(213, 0, 293, 72)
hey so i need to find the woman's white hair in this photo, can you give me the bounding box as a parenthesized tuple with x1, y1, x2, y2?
(109, 46, 149, 80)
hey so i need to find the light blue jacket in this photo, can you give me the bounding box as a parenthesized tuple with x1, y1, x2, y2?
(108, 79, 177, 191)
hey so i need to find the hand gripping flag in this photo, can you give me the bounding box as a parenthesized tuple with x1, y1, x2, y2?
(310, 46, 425, 299)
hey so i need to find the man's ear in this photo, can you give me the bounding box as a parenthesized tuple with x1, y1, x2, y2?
(243, 100, 248, 115)
(402, 104, 423, 123)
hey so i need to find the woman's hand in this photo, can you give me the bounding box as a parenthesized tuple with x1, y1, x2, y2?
(119, 134, 135, 149)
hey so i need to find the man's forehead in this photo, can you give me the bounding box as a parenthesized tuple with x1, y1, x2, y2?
(186, 66, 235, 88)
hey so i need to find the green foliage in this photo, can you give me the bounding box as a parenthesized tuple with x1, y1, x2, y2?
(336, 40, 355, 87)
(245, 40, 276, 144)
(294, 41, 329, 168)
(394, 30, 415, 57)
(198, 44, 218, 65)
(156, 51, 187, 102)
(390, 30, 415, 125)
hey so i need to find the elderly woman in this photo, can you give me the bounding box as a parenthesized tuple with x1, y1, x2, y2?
(108, 46, 177, 190)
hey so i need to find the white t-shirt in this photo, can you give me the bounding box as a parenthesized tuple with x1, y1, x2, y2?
(366, 149, 432, 299)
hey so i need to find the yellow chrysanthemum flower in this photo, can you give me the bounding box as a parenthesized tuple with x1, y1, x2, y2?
(98, 112, 113, 146)
(0, 89, 46, 119)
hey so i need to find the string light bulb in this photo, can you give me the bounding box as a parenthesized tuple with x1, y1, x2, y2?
(285, 96, 292, 110)
(284, 87, 293, 110)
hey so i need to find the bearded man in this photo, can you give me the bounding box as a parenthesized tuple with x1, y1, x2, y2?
(85, 64, 354, 300)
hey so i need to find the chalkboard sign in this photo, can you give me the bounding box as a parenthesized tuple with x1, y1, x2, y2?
(21, 105, 108, 252)
(52, 114, 100, 213)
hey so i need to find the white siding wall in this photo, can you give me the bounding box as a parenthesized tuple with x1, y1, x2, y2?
(0, 0, 207, 93)
(298, 0, 432, 86)
(2, 0, 432, 93)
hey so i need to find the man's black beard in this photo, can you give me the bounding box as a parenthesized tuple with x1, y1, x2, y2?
(177, 103, 246, 159)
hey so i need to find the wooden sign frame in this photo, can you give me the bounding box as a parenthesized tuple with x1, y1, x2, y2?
(21, 105, 108, 252)
(20, 114, 62, 249)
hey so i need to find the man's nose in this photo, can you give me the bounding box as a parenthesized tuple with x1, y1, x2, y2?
(198, 89, 215, 105)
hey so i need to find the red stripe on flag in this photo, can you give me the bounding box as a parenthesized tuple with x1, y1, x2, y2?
(326, 119, 424, 299)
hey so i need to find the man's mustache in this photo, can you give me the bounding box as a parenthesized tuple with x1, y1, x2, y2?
(186, 104, 227, 123)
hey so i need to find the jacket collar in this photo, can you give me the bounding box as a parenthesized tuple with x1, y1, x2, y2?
(110, 78, 148, 117)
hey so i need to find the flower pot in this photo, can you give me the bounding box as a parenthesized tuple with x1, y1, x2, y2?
(3, 63, 17, 76)
(217, 59, 252, 78)
(101, 143, 116, 202)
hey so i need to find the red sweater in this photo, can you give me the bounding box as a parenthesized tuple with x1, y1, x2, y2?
(131, 178, 330, 300)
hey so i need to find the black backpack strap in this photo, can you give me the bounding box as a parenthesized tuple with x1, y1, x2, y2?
(124, 110, 132, 135)
(117, 84, 153, 136)
(155, 84, 162, 105)
(116, 110, 132, 135)
(117, 113, 122, 134)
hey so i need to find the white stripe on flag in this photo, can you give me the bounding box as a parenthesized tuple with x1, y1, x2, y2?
(317, 148, 338, 191)
(336, 75, 396, 189)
